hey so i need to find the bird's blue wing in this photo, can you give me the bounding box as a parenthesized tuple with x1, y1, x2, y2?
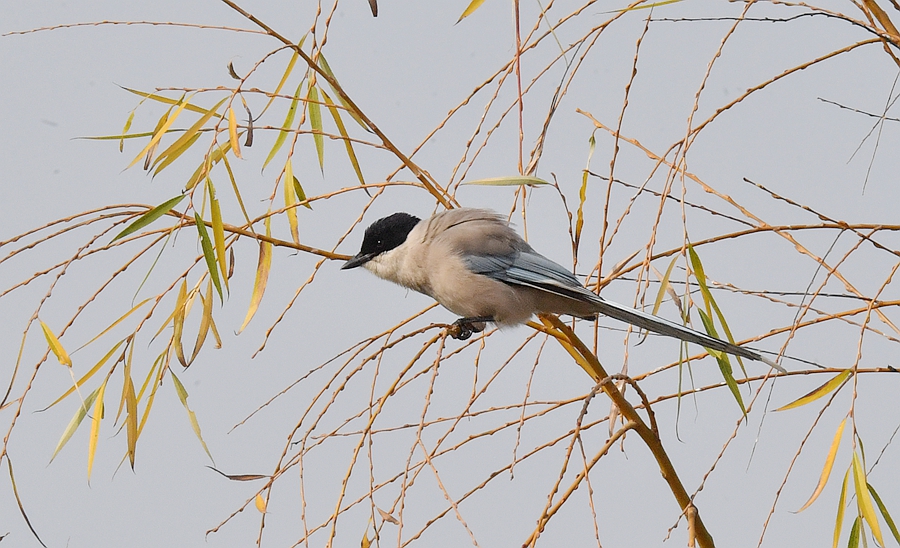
(464, 250, 593, 300)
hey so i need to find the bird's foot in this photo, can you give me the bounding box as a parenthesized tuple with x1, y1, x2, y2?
(448, 317, 492, 340)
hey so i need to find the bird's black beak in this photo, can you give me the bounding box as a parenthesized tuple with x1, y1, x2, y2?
(341, 253, 374, 270)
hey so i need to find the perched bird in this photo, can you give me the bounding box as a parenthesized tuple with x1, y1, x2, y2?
(342, 208, 782, 371)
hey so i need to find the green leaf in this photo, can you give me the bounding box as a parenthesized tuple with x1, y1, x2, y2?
(307, 85, 324, 171)
(195, 213, 223, 301)
(698, 309, 745, 416)
(170, 372, 214, 463)
(50, 386, 101, 463)
(263, 81, 304, 171)
(113, 195, 185, 242)
(868, 483, 900, 545)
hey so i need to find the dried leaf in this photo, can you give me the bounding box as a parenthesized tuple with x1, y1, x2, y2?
(796, 418, 846, 512)
(7, 458, 48, 548)
(207, 466, 268, 481)
(462, 176, 550, 186)
(113, 195, 185, 242)
(777, 370, 852, 412)
(378, 507, 399, 525)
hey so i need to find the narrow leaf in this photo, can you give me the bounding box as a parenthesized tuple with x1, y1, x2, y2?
(121, 87, 214, 115)
(39, 320, 71, 367)
(322, 89, 365, 190)
(124, 373, 138, 468)
(848, 516, 860, 548)
(263, 81, 304, 171)
(317, 54, 367, 130)
(113, 195, 185, 242)
(207, 466, 268, 481)
(171, 372, 213, 462)
(195, 213, 223, 301)
(87, 379, 107, 481)
(152, 97, 228, 172)
(575, 133, 595, 252)
(208, 180, 229, 291)
(797, 418, 846, 512)
(126, 97, 189, 170)
(284, 160, 300, 245)
(292, 176, 312, 209)
(7, 458, 48, 548)
(835, 468, 850, 548)
(868, 483, 900, 545)
(228, 106, 242, 159)
(120, 110, 135, 152)
(50, 386, 100, 463)
(189, 280, 213, 364)
(42, 340, 124, 411)
(238, 217, 272, 334)
(307, 85, 324, 171)
(172, 279, 189, 367)
(462, 176, 550, 186)
(777, 370, 852, 411)
(698, 310, 745, 415)
(852, 450, 884, 546)
(76, 298, 151, 351)
(651, 255, 680, 316)
(458, 0, 487, 22)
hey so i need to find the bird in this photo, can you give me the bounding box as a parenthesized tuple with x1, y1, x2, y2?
(342, 207, 782, 371)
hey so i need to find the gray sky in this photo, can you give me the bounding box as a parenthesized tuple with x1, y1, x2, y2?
(2, 1, 900, 547)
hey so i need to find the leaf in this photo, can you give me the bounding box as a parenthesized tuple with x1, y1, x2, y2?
(361, 531, 371, 548)
(238, 217, 272, 334)
(185, 140, 231, 190)
(852, 450, 884, 546)
(113, 195, 185, 242)
(42, 340, 124, 411)
(228, 106, 242, 159)
(698, 309, 745, 415)
(651, 255, 680, 316)
(263, 81, 304, 171)
(255, 493, 267, 513)
(258, 36, 306, 119)
(39, 320, 71, 367)
(317, 54, 368, 130)
(7, 458, 48, 548)
(124, 373, 138, 468)
(195, 213, 224, 301)
(458, 0, 487, 22)
(170, 372, 214, 463)
(377, 507, 399, 525)
(307, 84, 324, 171)
(207, 466, 268, 481)
(172, 279, 188, 368)
(220, 154, 252, 227)
(190, 280, 214, 364)
(796, 418, 846, 512)
(208, 180, 229, 291)
(121, 87, 214, 115)
(284, 160, 300, 245)
(152, 97, 228, 174)
(87, 379, 107, 481)
(462, 175, 550, 186)
(868, 483, 900, 545)
(848, 516, 860, 548)
(834, 468, 850, 548)
(777, 370, 852, 412)
(76, 299, 151, 352)
(49, 386, 100, 463)
(322, 89, 365, 190)
(293, 177, 312, 209)
(120, 110, 135, 152)
(126, 96, 190, 170)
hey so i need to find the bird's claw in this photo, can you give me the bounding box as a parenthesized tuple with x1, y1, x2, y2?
(448, 318, 487, 340)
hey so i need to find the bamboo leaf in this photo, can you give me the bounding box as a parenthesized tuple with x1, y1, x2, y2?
(307, 85, 324, 171)
(284, 160, 300, 245)
(462, 176, 550, 186)
(42, 340, 124, 411)
(852, 450, 884, 546)
(228, 106, 242, 159)
(113, 195, 185, 242)
(458, 0, 487, 22)
(835, 468, 850, 548)
(868, 483, 900, 545)
(195, 213, 224, 301)
(797, 418, 846, 512)
(87, 379, 107, 481)
(208, 180, 229, 291)
(263, 81, 304, 171)
(170, 372, 214, 463)
(777, 370, 852, 412)
(238, 217, 272, 334)
(322, 89, 365, 190)
(50, 386, 100, 463)
(39, 320, 71, 367)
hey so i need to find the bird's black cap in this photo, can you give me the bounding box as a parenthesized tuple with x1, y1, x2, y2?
(341, 212, 421, 269)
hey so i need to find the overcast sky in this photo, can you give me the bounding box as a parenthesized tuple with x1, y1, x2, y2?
(2, 1, 900, 547)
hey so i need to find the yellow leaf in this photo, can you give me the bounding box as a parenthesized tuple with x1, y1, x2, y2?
(255, 493, 267, 513)
(651, 255, 680, 316)
(39, 320, 71, 367)
(87, 379, 107, 481)
(42, 339, 124, 411)
(263, 81, 304, 171)
(238, 217, 272, 334)
(834, 468, 850, 548)
(196, 213, 223, 301)
(457, 0, 487, 22)
(124, 373, 138, 468)
(361, 531, 371, 548)
(120, 110, 134, 152)
(284, 160, 300, 244)
(852, 450, 884, 546)
(228, 106, 242, 159)
(796, 418, 846, 512)
(322, 89, 365, 189)
(126, 96, 190, 170)
(190, 280, 213, 364)
(152, 97, 228, 173)
(257, 37, 305, 119)
(50, 386, 100, 463)
(461, 176, 550, 186)
(76, 299, 152, 351)
(121, 87, 214, 115)
(172, 280, 188, 367)
(307, 85, 324, 171)
(777, 370, 852, 411)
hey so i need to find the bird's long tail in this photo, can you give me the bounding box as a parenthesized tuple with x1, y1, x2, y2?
(589, 295, 784, 372)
